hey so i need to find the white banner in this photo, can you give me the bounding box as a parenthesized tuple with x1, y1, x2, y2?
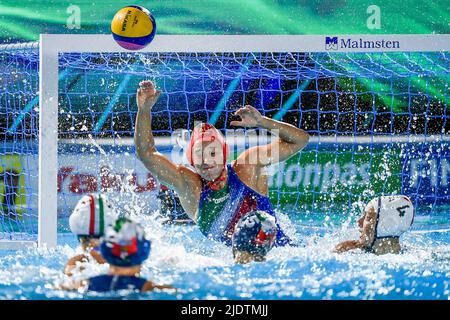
(22, 151, 161, 216)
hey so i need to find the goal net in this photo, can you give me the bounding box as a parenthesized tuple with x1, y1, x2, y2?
(0, 35, 448, 248)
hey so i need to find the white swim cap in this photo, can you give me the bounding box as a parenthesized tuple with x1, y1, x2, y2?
(365, 195, 414, 238)
(69, 193, 118, 237)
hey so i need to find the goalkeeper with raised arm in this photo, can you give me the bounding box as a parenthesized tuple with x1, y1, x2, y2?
(134, 80, 309, 246)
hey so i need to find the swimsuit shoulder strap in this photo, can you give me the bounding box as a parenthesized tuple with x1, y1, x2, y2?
(226, 163, 240, 184)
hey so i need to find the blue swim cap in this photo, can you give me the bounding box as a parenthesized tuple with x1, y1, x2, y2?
(232, 210, 277, 257)
(100, 217, 151, 267)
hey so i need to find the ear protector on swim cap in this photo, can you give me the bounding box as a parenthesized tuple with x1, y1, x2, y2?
(232, 210, 277, 257)
(186, 123, 229, 166)
(100, 217, 151, 267)
(69, 193, 117, 238)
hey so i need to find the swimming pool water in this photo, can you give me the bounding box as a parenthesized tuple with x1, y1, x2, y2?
(0, 211, 449, 300)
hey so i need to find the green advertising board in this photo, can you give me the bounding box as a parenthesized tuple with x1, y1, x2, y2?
(265, 143, 402, 212)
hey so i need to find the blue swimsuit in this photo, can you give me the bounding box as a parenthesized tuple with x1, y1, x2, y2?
(197, 164, 292, 246)
(88, 275, 147, 292)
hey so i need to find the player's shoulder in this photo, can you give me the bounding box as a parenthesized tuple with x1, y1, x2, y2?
(232, 159, 260, 176)
(178, 164, 199, 180)
(177, 165, 202, 189)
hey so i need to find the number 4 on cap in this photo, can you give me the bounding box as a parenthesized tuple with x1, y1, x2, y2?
(396, 205, 409, 217)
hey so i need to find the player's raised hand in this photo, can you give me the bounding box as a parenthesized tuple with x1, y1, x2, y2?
(230, 105, 264, 128)
(137, 80, 161, 111)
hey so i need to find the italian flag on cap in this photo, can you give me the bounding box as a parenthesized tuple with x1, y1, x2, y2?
(69, 193, 115, 237)
(87, 194, 106, 236)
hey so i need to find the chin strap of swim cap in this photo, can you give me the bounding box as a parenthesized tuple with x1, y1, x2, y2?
(205, 166, 228, 191)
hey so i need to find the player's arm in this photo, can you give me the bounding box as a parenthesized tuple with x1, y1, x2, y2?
(142, 281, 175, 292)
(358, 206, 377, 248)
(90, 250, 107, 265)
(58, 279, 88, 291)
(64, 254, 89, 276)
(334, 207, 377, 253)
(232, 105, 309, 166)
(334, 240, 364, 253)
(134, 80, 198, 194)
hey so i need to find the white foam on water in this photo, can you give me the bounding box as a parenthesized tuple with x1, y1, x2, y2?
(124, 211, 233, 273)
(0, 205, 449, 299)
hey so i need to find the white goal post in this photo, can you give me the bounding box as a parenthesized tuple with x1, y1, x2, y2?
(1, 34, 449, 249)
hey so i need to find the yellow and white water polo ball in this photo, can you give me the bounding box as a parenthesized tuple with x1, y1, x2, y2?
(111, 5, 156, 50)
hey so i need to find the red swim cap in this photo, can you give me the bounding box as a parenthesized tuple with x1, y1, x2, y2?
(186, 123, 229, 166)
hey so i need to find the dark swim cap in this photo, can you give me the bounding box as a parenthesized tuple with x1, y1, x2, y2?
(100, 217, 151, 267)
(232, 210, 277, 258)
